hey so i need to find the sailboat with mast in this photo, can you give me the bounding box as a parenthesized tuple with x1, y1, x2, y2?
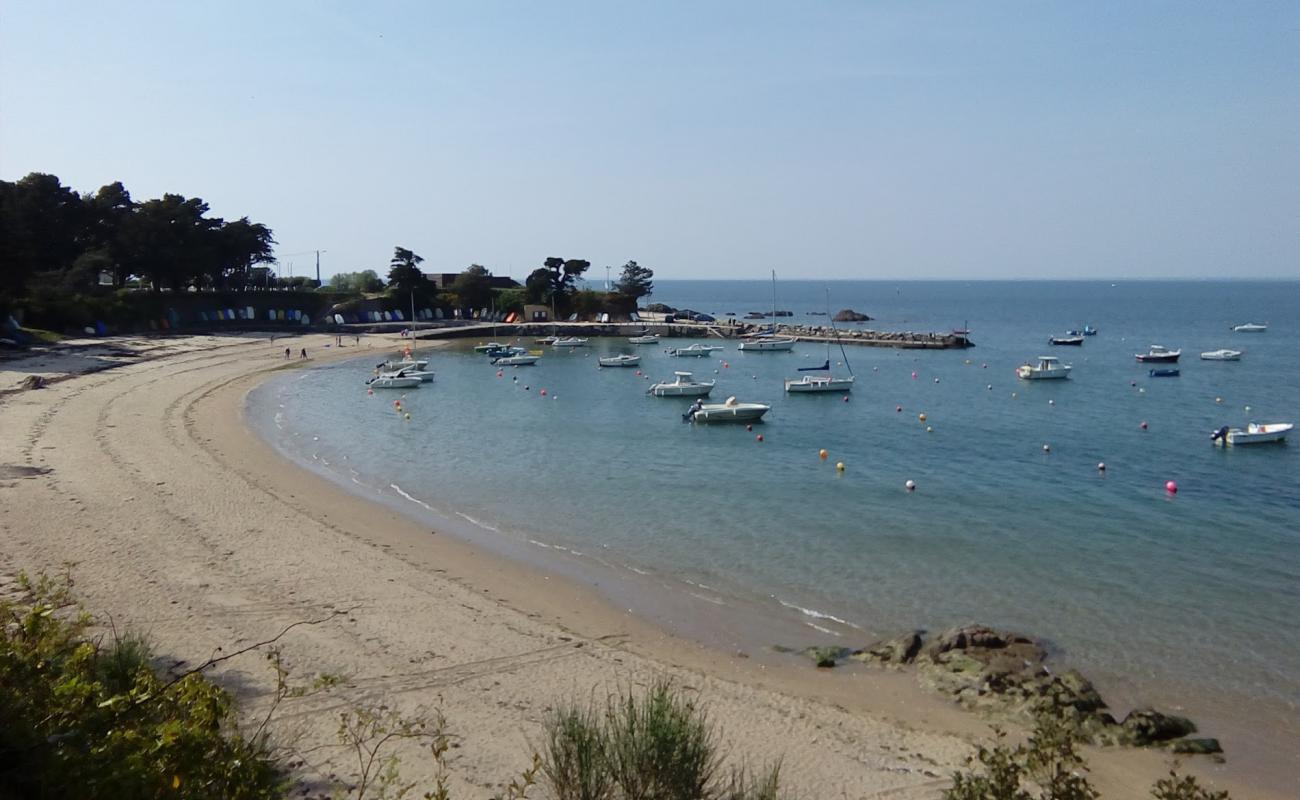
(784, 289, 854, 392)
(738, 270, 797, 351)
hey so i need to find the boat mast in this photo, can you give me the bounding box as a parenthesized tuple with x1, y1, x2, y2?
(827, 287, 852, 376)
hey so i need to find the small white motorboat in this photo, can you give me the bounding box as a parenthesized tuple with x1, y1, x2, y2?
(785, 374, 855, 393)
(1135, 345, 1180, 363)
(492, 354, 539, 366)
(598, 354, 641, 368)
(534, 335, 558, 345)
(1200, 349, 1243, 361)
(666, 344, 723, 357)
(1211, 422, 1292, 446)
(1232, 323, 1267, 333)
(380, 358, 430, 370)
(367, 374, 421, 389)
(628, 334, 660, 344)
(685, 396, 770, 423)
(552, 337, 589, 347)
(1017, 356, 1072, 380)
(737, 335, 796, 351)
(392, 367, 435, 382)
(648, 371, 715, 397)
(473, 342, 508, 352)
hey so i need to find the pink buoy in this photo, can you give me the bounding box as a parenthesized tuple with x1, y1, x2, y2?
(843, 395, 850, 402)
(1140, 421, 1148, 430)
(756, 434, 764, 442)
(540, 389, 547, 396)
(367, 389, 374, 396)
(1165, 480, 1178, 494)
(723, 362, 729, 368)
(895, 405, 903, 413)
(911, 371, 917, 379)
(497, 370, 504, 378)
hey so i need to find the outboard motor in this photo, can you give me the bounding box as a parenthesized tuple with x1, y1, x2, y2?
(1211, 425, 1230, 443)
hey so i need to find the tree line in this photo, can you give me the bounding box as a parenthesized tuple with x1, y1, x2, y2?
(0, 173, 277, 303)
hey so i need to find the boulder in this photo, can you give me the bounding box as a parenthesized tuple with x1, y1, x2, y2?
(833, 309, 871, 322)
(1165, 738, 1222, 755)
(1119, 708, 1197, 745)
(800, 646, 852, 668)
(850, 632, 923, 666)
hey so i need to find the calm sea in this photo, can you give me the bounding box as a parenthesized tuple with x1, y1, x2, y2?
(249, 280, 1299, 764)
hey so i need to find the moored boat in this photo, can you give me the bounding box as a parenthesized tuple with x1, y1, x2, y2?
(1200, 349, 1243, 361)
(473, 342, 508, 352)
(737, 335, 796, 351)
(648, 371, 715, 397)
(684, 396, 770, 423)
(1211, 422, 1292, 445)
(628, 334, 660, 344)
(391, 367, 435, 382)
(785, 374, 855, 392)
(666, 343, 723, 357)
(1016, 356, 1071, 380)
(1136, 345, 1180, 363)
(492, 354, 539, 366)
(598, 354, 641, 368)
(1050, 335, 1084, 346)
(1148, 368, 1180, 377)
(366, 374, 421, 389)
(552, 337, 589, 347)
(1232, 323, 1267, 333)
(379, 357, 429, 370)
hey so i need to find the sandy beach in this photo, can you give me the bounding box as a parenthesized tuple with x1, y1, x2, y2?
(0, 334, 1279, 799)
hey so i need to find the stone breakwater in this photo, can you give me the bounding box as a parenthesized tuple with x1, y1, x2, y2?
(788, 625, 1222, 758)
(771, 324, 973, 349)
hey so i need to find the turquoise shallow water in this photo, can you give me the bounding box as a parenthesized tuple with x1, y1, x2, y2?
(249, 280, 1299, 758)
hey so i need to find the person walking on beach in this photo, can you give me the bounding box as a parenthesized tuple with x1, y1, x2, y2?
(284, 347, 290, 360)
(299, 348, 307, 360)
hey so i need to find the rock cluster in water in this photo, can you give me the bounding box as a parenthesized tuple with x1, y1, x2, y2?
(833, 308, 872, 322)
(790, 625, 1221, 756)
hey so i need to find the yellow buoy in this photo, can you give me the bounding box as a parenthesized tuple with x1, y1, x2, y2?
(835, 462, 845, 471)
(918, 413, 927, 422)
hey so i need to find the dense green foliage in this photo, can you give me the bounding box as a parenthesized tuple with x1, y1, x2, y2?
(943, 713, 1230, 800)
(0, 172, 276, 303)
(451, 264, 494, 311)
(614, 260, 654, 301)
(328, 270, 385, 293)
(540, 681, 786, 800)
(0, 572, 282, 799)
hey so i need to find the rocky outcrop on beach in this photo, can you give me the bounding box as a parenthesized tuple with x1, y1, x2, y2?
(833, 309, 872, 322)
(788, 624, 1221, 756)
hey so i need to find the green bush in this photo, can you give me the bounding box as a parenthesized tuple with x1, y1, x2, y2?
(0, 572, 283, 799)
(540, 680, 786, 800)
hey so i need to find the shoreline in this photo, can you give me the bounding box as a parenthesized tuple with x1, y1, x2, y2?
(0, 333, 1287, 798)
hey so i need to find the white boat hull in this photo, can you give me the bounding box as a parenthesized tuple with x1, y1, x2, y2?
(368, 376, 421, 389)
(1223, 423, 1292, 445)
(392, 370, 435, 382)
(598, 355, 641, 367)
(785, 375, 855, 392)
(738, 337, 796, 351)
(493, 355, 539, 366)
(382, 358, 429, 370)
(1200, 350, 1243, 361)
(1017, 368, 1071, 380)
(666, 345, 722, 357)
(552, 338, 588, 347)
(1232, 324, 1267, 332)
(628, 335, 660, 344)
(651, 382, 714, 397)
(690, 402, 770, 422)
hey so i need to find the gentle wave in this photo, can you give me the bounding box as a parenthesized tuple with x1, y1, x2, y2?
(805, 621, 839, 636)
(389, 483, 433, 511)
(455, 511, 501, 533)
(776, 598, 862, 630)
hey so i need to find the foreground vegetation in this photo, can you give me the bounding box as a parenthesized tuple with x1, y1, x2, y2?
(1, 572, 1231, 799)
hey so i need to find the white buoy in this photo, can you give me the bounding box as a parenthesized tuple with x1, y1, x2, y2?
(905, 479, 916, 491)
(1043, 444, 1051, 453)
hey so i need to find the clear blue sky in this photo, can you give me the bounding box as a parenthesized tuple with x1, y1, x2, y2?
(2, 1, 1296, 280)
